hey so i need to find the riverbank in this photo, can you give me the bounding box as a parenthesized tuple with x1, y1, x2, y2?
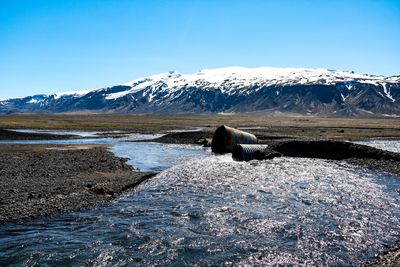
(1, 114, 400, 140)
(0, 144, 155, 223)
(0, 129, 79, 140)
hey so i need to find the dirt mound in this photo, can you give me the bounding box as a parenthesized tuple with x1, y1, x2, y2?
(270, 140, 400, 161)
(0, 144, 154, 223)
(151, 130, 214, 144)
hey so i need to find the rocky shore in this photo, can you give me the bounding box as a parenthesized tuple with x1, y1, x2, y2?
(0, 144, 154, 223)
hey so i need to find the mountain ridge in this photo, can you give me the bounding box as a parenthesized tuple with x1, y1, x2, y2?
(1, 67, 399, 117)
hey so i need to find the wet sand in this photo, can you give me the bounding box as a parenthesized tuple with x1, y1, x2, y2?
(0, 144, 154, 223)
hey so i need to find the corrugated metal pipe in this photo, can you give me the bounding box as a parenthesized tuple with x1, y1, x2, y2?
(211, 125, 258, 153)
(233, 144, 282, 161)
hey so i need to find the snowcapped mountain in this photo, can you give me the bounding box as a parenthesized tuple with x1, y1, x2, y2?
(1, 67, 399, 116)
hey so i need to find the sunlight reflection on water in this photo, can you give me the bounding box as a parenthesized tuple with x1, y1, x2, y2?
(0, 136, 399, 266)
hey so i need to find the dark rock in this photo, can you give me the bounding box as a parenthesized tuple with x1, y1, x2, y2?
(91, 184, 115, 195)
(195, 138, 211, 147)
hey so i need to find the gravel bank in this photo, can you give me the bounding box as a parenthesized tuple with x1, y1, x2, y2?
(145, 130, 214, 144)
(0, 144, 155, 223)
(0, 129, 78, 140)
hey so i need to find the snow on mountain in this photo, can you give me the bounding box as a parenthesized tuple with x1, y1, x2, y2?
(52, 88, 98, 100)
(105, 72, 179, 100)
(26, 98, 41, 104)
(381, 83, 396, 102)
(1, 67, 399, 116)
(106, 67, 397, 101)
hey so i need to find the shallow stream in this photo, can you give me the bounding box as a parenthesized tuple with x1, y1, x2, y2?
(0, 133, 399, 266)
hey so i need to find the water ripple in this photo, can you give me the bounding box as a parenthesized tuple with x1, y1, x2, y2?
(1, 154, 399, 266)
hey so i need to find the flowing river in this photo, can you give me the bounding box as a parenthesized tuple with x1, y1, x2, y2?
(0, 134, 399, 266)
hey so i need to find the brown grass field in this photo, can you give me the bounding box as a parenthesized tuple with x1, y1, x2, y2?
(0, 114, 399, 140)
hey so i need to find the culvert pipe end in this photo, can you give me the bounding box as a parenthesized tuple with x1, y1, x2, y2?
(232, 144, 271, 161)
(211, 125, 257, 154)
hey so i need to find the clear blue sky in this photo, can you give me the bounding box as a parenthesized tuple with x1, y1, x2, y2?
(1, 0, 399, 98)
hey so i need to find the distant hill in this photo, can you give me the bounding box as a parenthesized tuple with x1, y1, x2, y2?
(1, 67, 399, 117)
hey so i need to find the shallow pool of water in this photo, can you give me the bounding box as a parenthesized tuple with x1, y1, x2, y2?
(111, 142, 209, 172)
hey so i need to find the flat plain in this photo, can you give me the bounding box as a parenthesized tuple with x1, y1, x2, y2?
(1, 114, 400, 140)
